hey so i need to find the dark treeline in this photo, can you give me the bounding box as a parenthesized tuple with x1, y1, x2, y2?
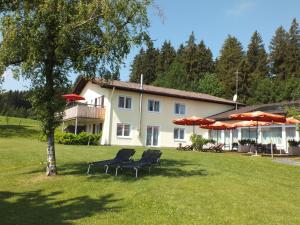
(0, 90, 34, 118)
(129, 18, 300, 105)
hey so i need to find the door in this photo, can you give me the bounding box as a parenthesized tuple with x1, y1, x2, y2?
(146, 126, 159, 146)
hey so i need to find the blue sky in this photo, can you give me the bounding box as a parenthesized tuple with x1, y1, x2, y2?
(2, 0, 300, 91)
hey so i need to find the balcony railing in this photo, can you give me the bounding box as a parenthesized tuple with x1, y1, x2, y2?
(63, 104, 105, 121)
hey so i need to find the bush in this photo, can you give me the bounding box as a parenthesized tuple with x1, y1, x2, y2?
(288, 139, 300, 147)
(40, 131, 101, 145)
(238, 139, 256, 145)
(190, 134, 211, 151)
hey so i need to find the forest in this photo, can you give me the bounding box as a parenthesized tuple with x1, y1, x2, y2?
(129, 18, 300, 105)
(1, 18, 300, 118)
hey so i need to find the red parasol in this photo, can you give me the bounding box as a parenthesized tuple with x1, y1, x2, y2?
(62, 94, 85, 101)
(284, 117, 300, 125)
(200, 121, 236, 144)
(233, 121, 271, 127)
(229, 111, 286, 123)
(200, 121, 236, 130)
(172, 116, 215, 133)
(229, 111, 286, 156)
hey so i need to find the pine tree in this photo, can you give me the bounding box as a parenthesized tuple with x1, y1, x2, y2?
(129, 40, 159, 84)
(269, 26, 289, 79)
(156, 41, 176, 75)
(142, 41, 159, 84)
(286, 18, 300, 77)
(196, 40, 215, 75)
(246, 31, 269, 77)
(129, 48, 145, 82)
(179, 32, 199, 85)
(216, 35, 244, 99)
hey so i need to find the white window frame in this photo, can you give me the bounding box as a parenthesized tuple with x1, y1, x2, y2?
(174, 127, 185, 141)
(116, 123, 131, 138)
(174, 102, 186, 115)
(118, 95, 132, 110)
(148, 99, 160, 113)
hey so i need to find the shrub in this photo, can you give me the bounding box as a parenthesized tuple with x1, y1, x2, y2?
(288, 139, 300, 147)
(40, 131, 101, 145)
(190, 134, 211, 151)
(238, 139, 256, 145)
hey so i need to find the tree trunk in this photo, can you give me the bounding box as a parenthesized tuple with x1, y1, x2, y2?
(46, 130, 57, 175)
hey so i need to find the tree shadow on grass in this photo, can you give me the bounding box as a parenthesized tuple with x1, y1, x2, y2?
(0, 125, 40, 138)
(0, 190, 121, 225)
(24, 158, 208, 181)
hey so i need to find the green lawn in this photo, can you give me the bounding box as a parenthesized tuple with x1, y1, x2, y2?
(1, 118, 300, 224)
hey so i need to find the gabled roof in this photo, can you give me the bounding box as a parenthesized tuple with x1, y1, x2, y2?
(209, 100, 300, 121)
(74, 78, 244, 106)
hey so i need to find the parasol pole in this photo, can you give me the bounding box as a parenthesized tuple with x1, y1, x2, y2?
(271, 120, 274, 158)
(255, 120, 258, 156)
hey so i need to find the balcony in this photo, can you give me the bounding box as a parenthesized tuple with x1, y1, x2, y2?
(63, 104, 105, 121)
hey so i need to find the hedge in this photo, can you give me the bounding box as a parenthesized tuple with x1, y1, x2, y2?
(40, 131, 101, 145)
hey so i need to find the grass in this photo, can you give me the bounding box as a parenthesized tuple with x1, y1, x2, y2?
(1, 117, 300, 224)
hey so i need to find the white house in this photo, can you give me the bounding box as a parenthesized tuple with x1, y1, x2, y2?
(208, 101, 300, 153)
(62, 78, 240, 147)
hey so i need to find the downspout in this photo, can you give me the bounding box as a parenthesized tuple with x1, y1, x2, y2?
(108, 87, 115, 145)
(138, 74, 144, 143)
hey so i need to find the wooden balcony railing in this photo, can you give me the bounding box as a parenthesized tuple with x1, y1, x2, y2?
(63, 105, 105, 121)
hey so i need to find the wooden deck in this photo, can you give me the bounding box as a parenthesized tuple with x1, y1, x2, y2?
(63, 105, 105, 121)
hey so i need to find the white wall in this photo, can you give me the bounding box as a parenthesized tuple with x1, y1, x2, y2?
(75, 81, 236, 147)
(109, 89, 234, 147)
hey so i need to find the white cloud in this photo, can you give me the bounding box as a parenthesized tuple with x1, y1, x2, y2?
(226, 1, 256, 16)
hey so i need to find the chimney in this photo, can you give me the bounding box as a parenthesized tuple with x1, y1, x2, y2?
(140, 74, 143, 90)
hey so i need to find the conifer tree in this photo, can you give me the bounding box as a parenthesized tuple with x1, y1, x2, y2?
(216, 35, 244, 98)
(196, 40, 215, 75)
(179, 32, 199, 85)
(269, 26, 289, 79)
(142, 41, 159, 84)
(286, 18, 300, 77)
(156, 41, 176, 74)
(129, 48, 145, 82)
(246, 31, 269, 77)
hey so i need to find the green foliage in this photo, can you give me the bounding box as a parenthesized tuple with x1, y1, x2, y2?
(156, 40, 176, 75)
(288, 139, 300, 147)
(286, 18, 300, 77)
(0, 90, 35, 118)
(40, 131, 101, 145)
(129, 40, 159, 84)
(196, 73, 225, 97)
(269, 26, 289, 79)
(153, 58, 188, 89)
(216, 35, 244, 99)
(190, 134, 210, 151)
(238, 139, 256, 145)
(0, 0, 152, 173)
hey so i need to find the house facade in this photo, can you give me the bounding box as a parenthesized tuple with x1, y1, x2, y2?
(208, 101, 300, 152)
(62, 78, 239, 147)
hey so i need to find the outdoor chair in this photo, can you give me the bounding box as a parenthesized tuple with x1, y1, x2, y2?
(176, 143, 194, 151)
(232, 143, 238, 151)
(87, 148, 135, 174)
(115, 149, 162, 178)
(202, 143, 215, 151)
(213, 143, 224, 152)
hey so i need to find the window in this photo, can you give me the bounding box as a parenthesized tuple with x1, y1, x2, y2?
(116, 123, 131, 137)
(118, 96, 132, 109)
(174, 128, 185, 140)
(175, 103, 186, 115)
(148, 99, 160, 112)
